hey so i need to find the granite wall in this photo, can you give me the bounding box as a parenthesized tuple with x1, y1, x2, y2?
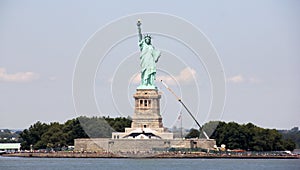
(74, 138, 216, 152)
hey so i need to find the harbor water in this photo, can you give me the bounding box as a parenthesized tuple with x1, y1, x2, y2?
(0, 156, 299, 170)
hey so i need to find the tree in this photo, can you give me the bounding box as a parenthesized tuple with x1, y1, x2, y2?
(200, 121, 220, 138)
(185, 129, 200, 138)
(284, 139, 296, 151)
(63, 118, 88, 145)
(210, 121, 296, 151)
(19, 116, 133, 150)
(78, 116, 115, 138)
(35, 122, 67, 149)
(19, 121, 49, 150)
(279, 127, 300, 149)
(108, 117, 132, 132)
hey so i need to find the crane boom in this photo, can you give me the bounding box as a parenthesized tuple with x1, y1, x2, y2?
(160, 80, 209, 139)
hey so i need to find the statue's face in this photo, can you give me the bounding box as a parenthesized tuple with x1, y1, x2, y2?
(145, 37, 151, 45)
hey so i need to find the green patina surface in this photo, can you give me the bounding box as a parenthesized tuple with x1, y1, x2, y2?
(136, 20, 160, 89)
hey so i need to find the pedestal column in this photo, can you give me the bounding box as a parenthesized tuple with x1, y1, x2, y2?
(131, 89, 163, 131)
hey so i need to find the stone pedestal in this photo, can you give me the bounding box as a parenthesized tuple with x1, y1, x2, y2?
(112, 89, 173, 139)
(130, 89, 163, 132)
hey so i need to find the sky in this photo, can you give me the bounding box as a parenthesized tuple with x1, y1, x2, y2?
(0, 0, 299, 130)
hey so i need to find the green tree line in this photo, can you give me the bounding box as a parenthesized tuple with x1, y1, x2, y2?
(186, 121, 296, 151)
(19, 116, 131, 150)
(279, 127, 300, 148)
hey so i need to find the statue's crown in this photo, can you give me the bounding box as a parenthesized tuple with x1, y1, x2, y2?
(144, 34, 151, 39)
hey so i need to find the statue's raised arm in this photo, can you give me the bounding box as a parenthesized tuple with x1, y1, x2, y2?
(137, 19, 142, 42)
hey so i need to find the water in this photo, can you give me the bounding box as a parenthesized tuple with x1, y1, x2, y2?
(0, 156, 299, 170)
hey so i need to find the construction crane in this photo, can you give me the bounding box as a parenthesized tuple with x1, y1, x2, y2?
(160, 80, 210, 139)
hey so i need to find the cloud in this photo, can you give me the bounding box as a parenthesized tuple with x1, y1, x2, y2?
(131, 73, 141, 84)
(227, 74, 261, 84)
(249, 77, 261, 84)
(227, 74, 244, 83)
(0, 67, 39, 83)
(158, 67, 196, 85)
(130, 67, 196, 85)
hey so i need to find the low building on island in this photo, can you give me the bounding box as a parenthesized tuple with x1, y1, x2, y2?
(0, 143, 21, 153)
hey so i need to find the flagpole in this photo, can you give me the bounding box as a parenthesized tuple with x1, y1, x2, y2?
(180, 112, 183, 139)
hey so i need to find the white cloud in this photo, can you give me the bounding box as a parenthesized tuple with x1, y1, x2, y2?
(158, 67, 196, 85)
(227, 74, 261, 84)
(130, 67, 197, 85)
(177, 67, 197, 83)
(227, 74, 244, 83)
(0, 67, 39, 83)
(131, 73, 141, 84)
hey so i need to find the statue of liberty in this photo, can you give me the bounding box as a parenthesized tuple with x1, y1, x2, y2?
(137, 20, 161, 89)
